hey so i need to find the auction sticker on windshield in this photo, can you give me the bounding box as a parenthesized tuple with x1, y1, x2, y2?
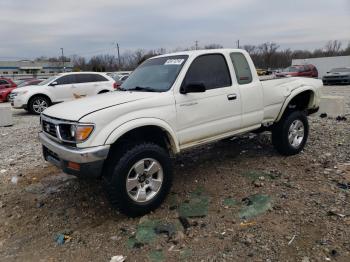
(164, 59, 184, 65)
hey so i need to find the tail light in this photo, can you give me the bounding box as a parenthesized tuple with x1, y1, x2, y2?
(113, 82, 121, 89)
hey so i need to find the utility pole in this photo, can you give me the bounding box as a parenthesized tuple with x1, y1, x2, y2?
(113, 42, 121, 70)
(195, 40, 199, 50)
(60, 48, 65, 72)
(236, 40, 240, 49)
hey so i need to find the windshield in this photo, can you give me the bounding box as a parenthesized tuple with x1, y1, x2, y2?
(284, 66, 301, 72)
(38, 76, 57, 86)
(121, 55, 188, 92)
(330, 68, 350, 73)
(14, 80, 26, 85)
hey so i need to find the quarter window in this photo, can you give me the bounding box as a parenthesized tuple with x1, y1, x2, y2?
(182, 54, 231, 90)
(76, 74, 108, 83)
(230, 53, 252, 85)
(92, 74, 108, 82)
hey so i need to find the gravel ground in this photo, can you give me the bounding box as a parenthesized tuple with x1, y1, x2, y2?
(0, 85, 349, 262)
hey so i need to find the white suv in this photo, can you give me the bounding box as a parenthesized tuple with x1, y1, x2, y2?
(10, 72, 117, 114)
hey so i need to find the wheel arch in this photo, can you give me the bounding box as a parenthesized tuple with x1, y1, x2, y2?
(28, 93, 52, 105)
(105, 119, 180, 155)
(276, 88, 317, 121)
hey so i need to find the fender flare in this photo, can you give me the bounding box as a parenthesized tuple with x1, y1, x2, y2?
(276, 87, 317, 122)
(104, 118, 180, 153)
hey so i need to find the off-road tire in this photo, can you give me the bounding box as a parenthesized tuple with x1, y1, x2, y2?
(103, 142, 173, 217)
(272, 110, 309, 156)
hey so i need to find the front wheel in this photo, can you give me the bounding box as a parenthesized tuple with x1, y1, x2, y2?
(103, 142, 173, 217)
(272, 111, 309, 156)
(28, 96, 50, 115)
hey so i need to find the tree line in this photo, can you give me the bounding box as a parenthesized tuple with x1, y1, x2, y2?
(36, 40, 350, 72)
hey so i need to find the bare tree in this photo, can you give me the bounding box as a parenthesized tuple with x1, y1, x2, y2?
(324, 40, 342, 56)
(258, 42, 280, 68)
(71, 55, 87, 71)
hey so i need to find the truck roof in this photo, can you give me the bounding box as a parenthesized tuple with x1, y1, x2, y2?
(153, 48, 245, 59)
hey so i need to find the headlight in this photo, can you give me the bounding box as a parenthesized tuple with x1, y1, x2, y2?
(58, 124, 94, 143)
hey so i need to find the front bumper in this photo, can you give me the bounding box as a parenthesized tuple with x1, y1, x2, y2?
(11, 96, 27, 109)
(322, 77, 350, 85)
(39, 132, 110, 178)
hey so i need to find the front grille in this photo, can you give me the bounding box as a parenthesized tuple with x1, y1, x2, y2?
(42, 120, 57, 138)
(324, 75, 348, 79)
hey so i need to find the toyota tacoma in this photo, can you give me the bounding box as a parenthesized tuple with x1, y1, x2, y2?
(39, 49, 321, 216)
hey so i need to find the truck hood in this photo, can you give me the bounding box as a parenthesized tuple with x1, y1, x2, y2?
(43, 91, 157, 121)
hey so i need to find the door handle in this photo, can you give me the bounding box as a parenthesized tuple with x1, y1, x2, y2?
(227, 94, 237, 101)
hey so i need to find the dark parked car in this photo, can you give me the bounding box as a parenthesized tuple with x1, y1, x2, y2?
(322, 67, 350, 85)
(276, 64, 318, 78)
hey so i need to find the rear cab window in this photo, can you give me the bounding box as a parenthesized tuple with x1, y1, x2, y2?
(230, 53, 253, 85)
(182, 54, 232, 90)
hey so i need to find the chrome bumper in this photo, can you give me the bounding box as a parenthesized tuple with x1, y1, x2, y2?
(39, 132, 110, 163)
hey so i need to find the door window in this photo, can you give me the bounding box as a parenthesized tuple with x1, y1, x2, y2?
(55, 75, 77, 85)
(230, 53, 252, 85)
(182, 54, 231, 90)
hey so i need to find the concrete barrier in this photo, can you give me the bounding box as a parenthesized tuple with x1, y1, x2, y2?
(0, 104, 13, 127)
(318, 95, 345, 117)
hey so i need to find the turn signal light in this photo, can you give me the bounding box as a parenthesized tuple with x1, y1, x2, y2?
(68, 162, 80, 171)
(75, 125, 94, 142)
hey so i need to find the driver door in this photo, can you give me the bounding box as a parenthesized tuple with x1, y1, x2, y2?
(49, 74, 77, 102)
(174, 54, 242, 146)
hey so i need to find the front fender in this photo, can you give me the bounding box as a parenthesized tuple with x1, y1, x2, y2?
(105, 118, 180, 153)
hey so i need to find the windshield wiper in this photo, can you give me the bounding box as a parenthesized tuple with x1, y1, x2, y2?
(127, 86, 158, 92)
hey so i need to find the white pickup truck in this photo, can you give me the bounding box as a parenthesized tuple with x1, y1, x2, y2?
(39, 49, 321, 216)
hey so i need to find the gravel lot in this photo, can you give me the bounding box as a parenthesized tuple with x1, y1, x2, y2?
(0, 85, 349, 262)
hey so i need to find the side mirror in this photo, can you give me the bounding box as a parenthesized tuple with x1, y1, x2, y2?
(180, 82, 206, 94)
(50, 81, 58, 86)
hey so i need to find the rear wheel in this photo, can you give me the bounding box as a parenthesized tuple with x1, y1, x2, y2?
(272, 111, 309, 155)
(28, 96, 50, 115)
(103, 142, 173, 217)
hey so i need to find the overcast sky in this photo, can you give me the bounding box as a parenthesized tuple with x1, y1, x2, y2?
(0, 0, 349, 59)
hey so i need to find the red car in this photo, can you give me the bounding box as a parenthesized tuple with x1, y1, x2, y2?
(276, 64, 318, 78)
(0, 77, 17, 102)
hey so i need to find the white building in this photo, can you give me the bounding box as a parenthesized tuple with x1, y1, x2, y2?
(0, 60, 73, 79)
(292, 55, 350, 79)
